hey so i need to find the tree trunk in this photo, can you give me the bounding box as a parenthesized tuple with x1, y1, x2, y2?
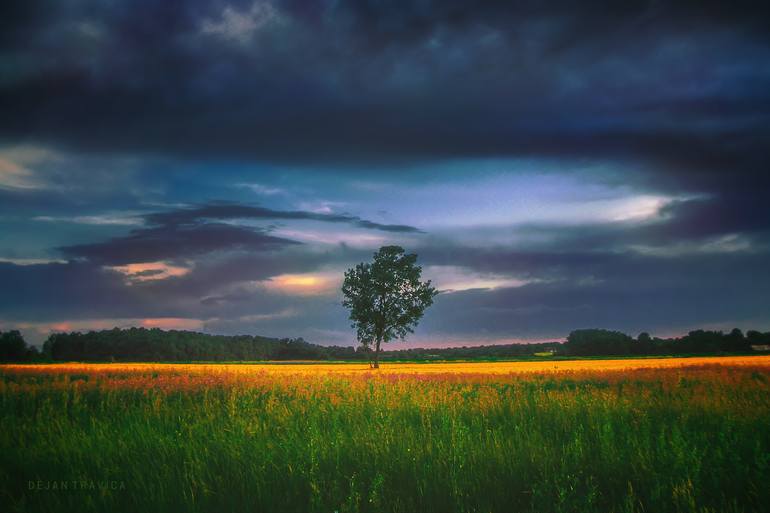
(373, 338, 381, 369)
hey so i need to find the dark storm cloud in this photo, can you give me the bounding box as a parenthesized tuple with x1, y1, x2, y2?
(0, 238, 364, 322)
(138, 247, 362, 302)
(191, 242, 770, 342)
(2, 0, 770, 342)
(420, 249, 770, 339)
(652, 195, 770, 241)
(0, 255, 314, 323)
(1, 0, 769, 174)
(0, 261, 141, 320)
(144, 203, 421, 233)
(59, 222, 299, 265)
(502, 195, 770, 254)
(413, 240, 770, 340)
(56, 202, 418, 265)
(3, 0, 769, 254)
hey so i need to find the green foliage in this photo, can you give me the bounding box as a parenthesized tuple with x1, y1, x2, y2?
(342, 246, 438, 367)
(0, 330, 26, 361)
(0, 330, 40, 362)
(43, 328, 361, 361)
(32, 325, 770, 362)
(6, 322, 763, 364)
(566, 329, 635, 356)
(565, 328, 759, 357)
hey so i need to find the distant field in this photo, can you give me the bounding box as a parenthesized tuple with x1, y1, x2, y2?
(4, 354, 768, 375)
(2, 356, 769, 512)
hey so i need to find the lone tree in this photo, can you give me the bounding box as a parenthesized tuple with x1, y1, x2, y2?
(342, 246, 438, 368)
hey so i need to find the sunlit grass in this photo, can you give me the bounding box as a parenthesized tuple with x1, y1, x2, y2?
(1, 356, 769, 512)
(4, 354, 767, 376)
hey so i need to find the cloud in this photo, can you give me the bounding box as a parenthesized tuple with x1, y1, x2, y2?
(0, 261, 143, 320)
(34, 214, 144, 226)
(0, 247, 352, 328)
(236, 183, 286, 196)
(1, 1, 769, 344)
(59, 222, 299, 265)
(201, 1, 283, 44)
(143, 203, 422, 233)
(139, 318, 206, 330)
(53, 202, 420, 266)
(424, 265, 535, 293)
(110, 262, 191, 283)
(0, 145, 61, 190)
(263, 272, 341, 296)
(416, 250, 770, 340)
(233, 308, 297, 323)
(0, 258, 68, 265)
(1, 0, 767, 175)
(0, 157, 39, 189)
(142, 248, 343, 300)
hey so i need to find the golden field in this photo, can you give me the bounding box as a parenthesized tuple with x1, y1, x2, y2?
(2, 354, 768, 377)
(2, 355, 769, 513)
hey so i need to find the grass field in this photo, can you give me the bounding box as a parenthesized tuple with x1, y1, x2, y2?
(2, 356, 769, 512)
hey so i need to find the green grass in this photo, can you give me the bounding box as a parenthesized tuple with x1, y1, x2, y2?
(1, 365, 769, 512)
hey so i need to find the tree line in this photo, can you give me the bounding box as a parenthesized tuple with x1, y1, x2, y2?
(563, 328, 769, 356)
(0, 326, 768, 362)
(0, 330, 42, 361)
(41, 328, 360, 362)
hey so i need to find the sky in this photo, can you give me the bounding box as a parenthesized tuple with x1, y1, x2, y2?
(1, 0, 769, 346)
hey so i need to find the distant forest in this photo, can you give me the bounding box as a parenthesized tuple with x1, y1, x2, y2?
(1, 327, 769, 363)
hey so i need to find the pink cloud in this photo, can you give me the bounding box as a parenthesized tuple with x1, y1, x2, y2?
(140, 318, 205, 330)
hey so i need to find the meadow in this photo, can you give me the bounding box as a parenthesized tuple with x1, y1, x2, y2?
(1, 356, 769, 513)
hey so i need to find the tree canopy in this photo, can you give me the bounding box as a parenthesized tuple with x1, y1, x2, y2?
(342, 246, 438, 368)
(41, 328, 356, 362)
(0, 330, 40, 362)
(563, 328, 758, 356)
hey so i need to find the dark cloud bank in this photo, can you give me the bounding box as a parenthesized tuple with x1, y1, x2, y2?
(60, 203, 420, 265)
(1, 0, 769, 343)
